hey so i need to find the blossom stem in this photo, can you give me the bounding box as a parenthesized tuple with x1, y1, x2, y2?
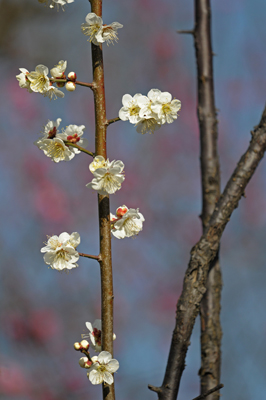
(106, 117, 120, 126)
(78, 252, 101, 261)
(90, 1, 115, 400)
(64, 141, 94, 157)
(50, 78, 94, 89)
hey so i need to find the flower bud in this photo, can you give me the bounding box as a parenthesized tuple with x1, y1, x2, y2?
(74, 342, 81, 350)
(68, 72, 77, 82)
(80, 339, 90, 350)
(56, 81, 65, 88)
(79, 356, 89, 368)
(66, 82, 76, 92)
(113, 333, 116, 341)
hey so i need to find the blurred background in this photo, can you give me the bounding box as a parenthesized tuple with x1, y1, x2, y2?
(1, 0, 266, 399)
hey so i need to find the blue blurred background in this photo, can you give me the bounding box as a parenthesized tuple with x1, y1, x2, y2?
(1, 0, 266, 399)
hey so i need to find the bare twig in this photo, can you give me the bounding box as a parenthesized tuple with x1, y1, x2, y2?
(78, 252, 101, 261)
(89, 1, 115, 400)
(191, 384, 224, 400)
(65, 142, 94, 157)
(106, 117, 120, 126)
(194, 0, 222, 398)
(149, 105, 266, 400)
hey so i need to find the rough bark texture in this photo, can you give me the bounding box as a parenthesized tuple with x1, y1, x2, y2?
(194, 1, 222, 398)
(90, 1, 115, 400)
(148, 106, 266, 400)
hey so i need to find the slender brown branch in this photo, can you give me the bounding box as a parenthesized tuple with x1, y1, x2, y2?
(106, 117, 121, 126)
(50, 78, 94, 89)
(194, 1, 222, 398)
(177, 29, 195, 35)
(191, 384, 224, 400)
(65, 142, 94, 157)
(89, 1, 115, 400)
(78, 252, 101, 261)
(149, 105, 266, 400)
(76, 80, 94, 89)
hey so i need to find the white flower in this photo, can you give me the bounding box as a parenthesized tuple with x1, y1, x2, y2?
(82, 320, 116, 352)
(43, 85, 65, 100)
(34, 137, 75, 163)
(138, 89, 162, 119)
(41, 118, 62, 139)
(86, 158, 125, 195)
(38, 0, 74, 10)
(27, 64, 50, 94)
(16, 68, 33, 93)
(135, 118, 161, 135)
(150, 92, 181, 124)
(89, 156, 108, 173)
(50, 60, 67, 78)
(57, 124, 88, 153)
(111, 206, 145, 239)
(81, 13, 123, 46)
(119, 94, 142, 124)
(40, 232, 80, 271)
(87, 351, 119, 385)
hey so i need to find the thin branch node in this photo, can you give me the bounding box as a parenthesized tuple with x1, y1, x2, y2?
(148, 384, 162, 393)
(177, 29, 195, 35)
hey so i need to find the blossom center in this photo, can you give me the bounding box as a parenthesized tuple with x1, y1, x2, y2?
(48, 127, 57, 139)
(46, 141, 65, 159)
(162, 103, 171, 114)
(129, 105, 140, 116)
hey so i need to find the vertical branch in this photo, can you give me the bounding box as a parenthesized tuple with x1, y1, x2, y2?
(89, 1, 115, 400)
(194, 0, 222, 398)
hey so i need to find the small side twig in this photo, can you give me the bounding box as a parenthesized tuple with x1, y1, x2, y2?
(65, 142, 94, 157)
(177, 29, 195, 35)
(191, 384, 224, 400)
(106, 117, 121, 126)
(79, 252, 101, 262)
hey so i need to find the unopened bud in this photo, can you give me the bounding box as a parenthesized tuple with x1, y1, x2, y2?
(116, 206, 128, 218)
(74, 342, 81, 350)
(66, 81, 76, 92)
(79, 356, 89, 368)
(80, 339, 90, 350)
(113, 333, 116, 341)
(56, 81, 65, 88)
(68, 71, 77, 82)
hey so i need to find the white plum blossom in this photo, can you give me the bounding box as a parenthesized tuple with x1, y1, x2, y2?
(119, 94, 142, 124)
(27, 64, 50, 94)
(57, 124, 88, 153)
(81, 13, 123, 46)
(111, 206, 145, 239)
(119, 89, 181, 133)
(43, 84, 65, 100)
(50, 60, 67, 78)
(82, 320, 116, 352)
(38, 0, 74, 10)
(16, 68, 33, 93)
(151, 92, 181, 124)
(86, 158, 125, 195)
(34, 137, 75, 163)
(135, 118, 161, 135)
(41, 232, 80, 271)
(89, 156, 108, 173)
(87, 351, 119, 385)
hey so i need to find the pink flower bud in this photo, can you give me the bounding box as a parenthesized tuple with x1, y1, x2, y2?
(68, 72, 77, 82)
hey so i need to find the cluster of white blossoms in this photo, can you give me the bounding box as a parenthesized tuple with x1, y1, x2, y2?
(38, 0, 74, 10)
(119, 89, 181, 134)
(41, 232, 80, 271)
(86, 156, 125, 195)
(74, 320, 118, 385)
(111, 206, 145, 239)
(34, 118, 88, 163)
(16, 61, 77, 99)
(81, 13, 123, 46)
(81, 320, 116, 352)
